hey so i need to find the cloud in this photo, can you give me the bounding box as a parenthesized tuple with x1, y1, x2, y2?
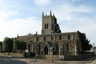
(8, 10, 19, 15)
(0, 10, 41, 41)
(60, 17, 96, 45)
(71, 0, 84, 2)
(34, 0, 50, 5)
(0, 17, 41, 41)
(0, 10, 19, 21)
(53, 4, 94, 22)
(0, 0, 3, 4)
(52, 3, 96, 45)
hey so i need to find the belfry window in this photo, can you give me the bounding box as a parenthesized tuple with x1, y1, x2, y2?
(44, 24, 46, 29)
(44, 24, 48, 29)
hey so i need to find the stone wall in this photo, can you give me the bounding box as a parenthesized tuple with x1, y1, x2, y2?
(40, 55, 58, 60)
(64, 55, 94, 60)
(39, 54, 94, 60)
(0, 53, 24, 57)
(12, 50, 25, 53)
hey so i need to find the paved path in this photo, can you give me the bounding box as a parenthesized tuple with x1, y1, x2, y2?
(0, 53, 96, 64)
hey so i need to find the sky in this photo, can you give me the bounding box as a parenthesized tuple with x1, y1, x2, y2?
(0, 0, 96, 46)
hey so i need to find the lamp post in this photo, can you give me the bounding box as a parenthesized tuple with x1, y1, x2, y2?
(51, 24, 56, 62)
(35, 44, 37, 61)
(51, 31, 53, 62)
(93, 43, 95, 55)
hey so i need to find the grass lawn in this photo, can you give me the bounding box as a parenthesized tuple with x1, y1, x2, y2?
(0, 52, 24, 54)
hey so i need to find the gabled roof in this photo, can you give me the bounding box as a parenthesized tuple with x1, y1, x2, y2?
(47, 41, 52, 47)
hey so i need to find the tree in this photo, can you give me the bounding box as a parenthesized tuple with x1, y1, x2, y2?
(12, 38, 16, 53)
(28, 33, 33, 36)
(78, 32, 91, 53)
(15, 39, 27, 53)
(25, 33, 33, 36)
(0, 41, 2, 50)
(55, 24, 61, 33)
(2, 37, 13, 54)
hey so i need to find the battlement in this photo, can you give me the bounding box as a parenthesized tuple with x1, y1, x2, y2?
(42, 11, 55, 18)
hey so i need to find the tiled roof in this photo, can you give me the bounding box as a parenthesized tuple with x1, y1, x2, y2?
(17, 36, 33, 42)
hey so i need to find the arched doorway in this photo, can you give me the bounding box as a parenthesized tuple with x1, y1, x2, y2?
(44, 46, 48, 54)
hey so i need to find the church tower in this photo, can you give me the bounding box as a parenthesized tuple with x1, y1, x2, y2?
(41, 11, 61, 34)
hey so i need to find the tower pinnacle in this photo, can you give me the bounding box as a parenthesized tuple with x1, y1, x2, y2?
(53, 13, 54, 17)
(50, 10, 52, 16)
(36, 31, 38, 35)
(42, 12, 44, 18)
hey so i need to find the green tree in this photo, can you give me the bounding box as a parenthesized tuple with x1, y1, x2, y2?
(26, 33, 33, 36)
(15, 39, 27, 53)
(0, 41, 2, 50)
(2, 37, 13, 54)
(78, 32, 91, 53)
(12, 38, 16, 53)
(55, 24, 61, 33)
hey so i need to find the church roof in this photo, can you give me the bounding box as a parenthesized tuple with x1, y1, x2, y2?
(17, 31, 78, 43)
(17, 36, 33, 42)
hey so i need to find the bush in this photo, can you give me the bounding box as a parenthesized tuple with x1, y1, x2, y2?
(30, 52, 35, 57)
(83, 52, 93, 55)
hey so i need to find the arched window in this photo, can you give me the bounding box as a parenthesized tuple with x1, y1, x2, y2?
(47, 24, 48, 29)
(28, 45, 30, 52)
(44, 36, 46, 41)
(39, 44, 40, 51)
(68, 35, 70, 40)
(51, 36, 53, 41)
(56, 44, 58, 51)
(66, 44, 69, 51)
(36, 37, 39, 41)
(59, 35, 61, 40)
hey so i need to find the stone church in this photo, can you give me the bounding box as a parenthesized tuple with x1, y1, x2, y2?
(18, 11, 82, 55)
